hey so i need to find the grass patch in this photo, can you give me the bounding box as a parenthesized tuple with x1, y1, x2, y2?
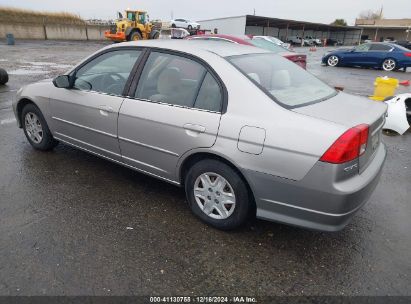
(0, 6, 86, 25)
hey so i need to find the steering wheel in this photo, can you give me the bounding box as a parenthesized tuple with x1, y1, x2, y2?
(101, 73, 127, 88)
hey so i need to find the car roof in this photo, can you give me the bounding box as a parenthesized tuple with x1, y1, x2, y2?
(106, 39, 268, 57)
(189, 34, 253, 45)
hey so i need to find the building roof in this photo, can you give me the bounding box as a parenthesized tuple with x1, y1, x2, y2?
(245, 15, 360, 32)
(198, 15, 361, 32)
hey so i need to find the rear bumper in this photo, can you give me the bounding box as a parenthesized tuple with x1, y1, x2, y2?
(245, 144, 386, 231)
(104, 31, 126, 42)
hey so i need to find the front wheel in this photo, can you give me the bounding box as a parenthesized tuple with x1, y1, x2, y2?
(188, 25, 193, 30)
(22, 103, 58, 151)
(129, 32, 142, 41)
(185, 159, 252, 230)
(327, 55, 339, 67)
(382, 58, 396, 71)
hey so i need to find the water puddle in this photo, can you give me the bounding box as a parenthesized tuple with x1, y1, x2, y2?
(8, 69, 47, 75)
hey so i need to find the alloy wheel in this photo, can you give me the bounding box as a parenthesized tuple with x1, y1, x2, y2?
(327, 55, 339, 67)
(382, 59, 396, 71)
(24, 112, 43, 144)
(193, 172, 236, 220)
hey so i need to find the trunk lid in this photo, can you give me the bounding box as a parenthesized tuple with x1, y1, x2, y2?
(293, 92, 387, 171)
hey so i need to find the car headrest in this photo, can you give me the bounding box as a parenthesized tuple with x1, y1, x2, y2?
(248, 73, 261, 84)
(157, 67, 182, 95)
(271, 70, 291, 89)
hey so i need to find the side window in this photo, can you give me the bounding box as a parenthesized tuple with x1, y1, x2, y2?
(135, 52, 207, 107)
(195, 73, 222, 112)
(74, 50, 141, 96)
(354, 44, 371, 52)
(370, 44, 392, 51)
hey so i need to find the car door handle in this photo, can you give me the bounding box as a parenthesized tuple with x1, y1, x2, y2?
(184, 123, 206, 133)
(98, 105, 114, 116)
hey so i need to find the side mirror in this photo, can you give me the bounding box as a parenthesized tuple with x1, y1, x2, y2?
(53, 75, 71, 89)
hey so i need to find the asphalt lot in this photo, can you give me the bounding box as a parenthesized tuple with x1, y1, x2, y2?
(0, 40, 410, 296)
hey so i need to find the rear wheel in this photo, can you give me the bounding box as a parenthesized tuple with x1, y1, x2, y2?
(188, 25, 193, 30)
(130, 32, 142, 41)
(171, 23, 176, 28)
(22, 103, 58, 151)
(185, 159, 251, 230)
(382, 58, 396, 71)
(327, 55, 339, 67)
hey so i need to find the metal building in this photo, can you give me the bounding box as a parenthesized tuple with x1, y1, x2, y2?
(198, 15, 362, 45)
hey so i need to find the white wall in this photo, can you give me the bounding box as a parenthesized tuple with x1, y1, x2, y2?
(198, 16, 247, 35)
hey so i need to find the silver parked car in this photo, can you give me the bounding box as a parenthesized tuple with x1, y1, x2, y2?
(13, 40, 387, 231)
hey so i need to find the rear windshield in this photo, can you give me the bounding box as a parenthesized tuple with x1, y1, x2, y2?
(248, 38, 288, 53)
(227, 53, 336, 108)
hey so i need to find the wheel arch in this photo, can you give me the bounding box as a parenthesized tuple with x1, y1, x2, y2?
(178, 151, 257, 214)
(16, 98, 37, 128)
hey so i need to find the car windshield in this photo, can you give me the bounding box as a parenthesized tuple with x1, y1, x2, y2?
(227, 53, 336, 108)
(248, 39, 288, 53)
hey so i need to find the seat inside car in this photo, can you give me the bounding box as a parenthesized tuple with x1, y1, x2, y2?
(150, 67, 192, 106)
(271, 70, 291, 90)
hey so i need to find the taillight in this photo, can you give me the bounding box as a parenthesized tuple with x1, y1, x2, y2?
(404, 52, 411, 57)
(320, 124, 369, 164)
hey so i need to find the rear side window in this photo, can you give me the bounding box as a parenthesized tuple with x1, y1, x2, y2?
(135, 52, 222, 111)
(370, 44, 392, 51)
(195, 73, 222, 112)
(228, 53, 336, 108)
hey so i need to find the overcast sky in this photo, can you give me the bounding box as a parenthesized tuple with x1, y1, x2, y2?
(0, 0, 408, 25)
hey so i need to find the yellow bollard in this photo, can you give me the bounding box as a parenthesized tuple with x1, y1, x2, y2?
(369, 76, 399, 101)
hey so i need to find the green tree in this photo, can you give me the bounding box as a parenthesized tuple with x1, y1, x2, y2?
(330, 19, 347, 26)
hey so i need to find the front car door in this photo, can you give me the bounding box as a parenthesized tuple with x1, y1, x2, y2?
(49, 48, 143, 161)
(118, 50, 224, 183)
(343, 43, 371, 65)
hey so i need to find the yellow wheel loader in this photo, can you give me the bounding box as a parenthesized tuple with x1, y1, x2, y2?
(104, 10, 160, 42)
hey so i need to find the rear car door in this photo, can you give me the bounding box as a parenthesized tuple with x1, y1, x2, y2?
(367, 44, 394, 65)
(49, 48, 143, 161)
(118, 50, 224, 182)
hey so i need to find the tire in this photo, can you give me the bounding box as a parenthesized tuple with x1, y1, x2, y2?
(171, 24, 176, 28)
(327, 55, 339, 67)
(0, 68, 8, 85)
(382, 58, 396, 71)
(405, 98, 411, 124)
(185, 159, 252, 230)
(22, 103, 58, 151)
(150, 30, 160, 40)
(188, 25, 193, 31)
(129, 32, 142, 41)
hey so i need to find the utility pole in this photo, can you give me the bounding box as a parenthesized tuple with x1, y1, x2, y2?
(253, 8, 256, 16)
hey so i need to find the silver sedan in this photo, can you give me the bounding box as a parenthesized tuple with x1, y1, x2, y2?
(13, 40, 387, 231)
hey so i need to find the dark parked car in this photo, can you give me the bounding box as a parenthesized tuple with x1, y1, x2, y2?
(395, 40, 411, 50)
(187, 34, 307, 69)
(322, 42, 411, 71)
